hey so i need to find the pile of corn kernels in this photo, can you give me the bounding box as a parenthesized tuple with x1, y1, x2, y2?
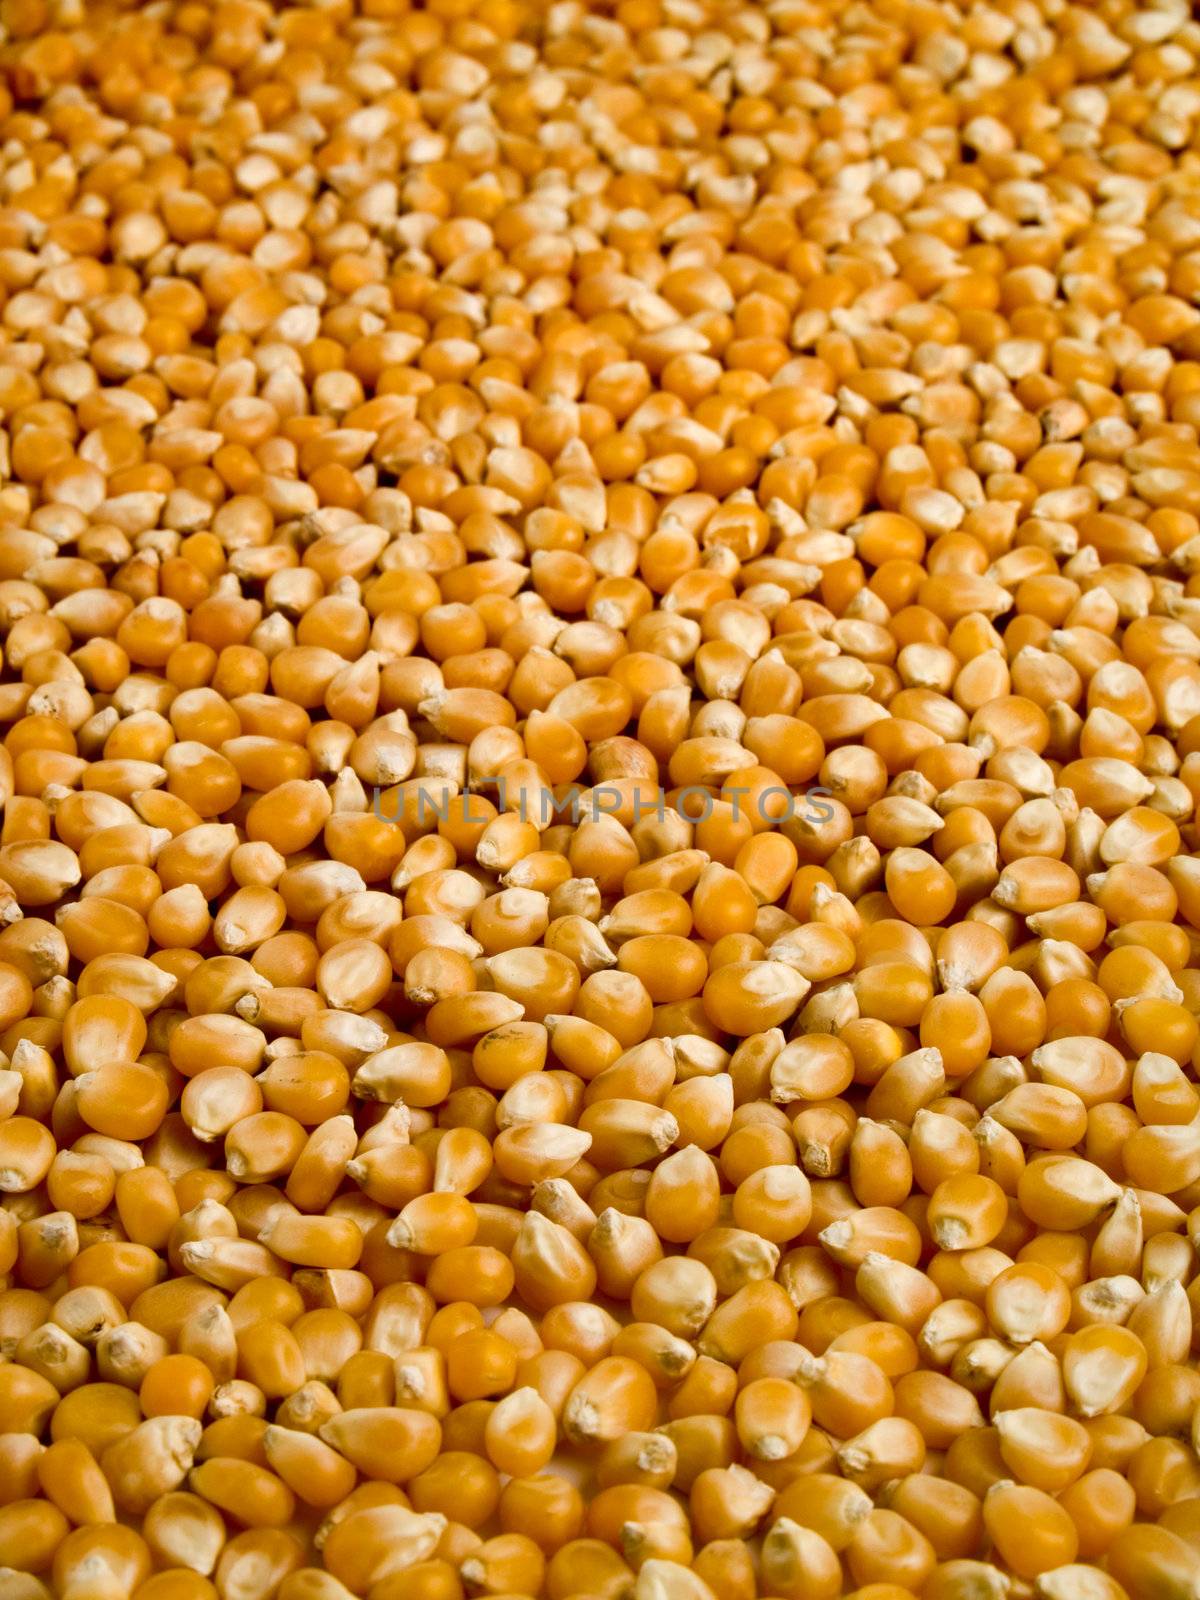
(2, 0, 1200, 1596)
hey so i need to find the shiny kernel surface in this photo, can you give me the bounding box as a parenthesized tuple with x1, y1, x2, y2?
(0, 1, 1198, 1600)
